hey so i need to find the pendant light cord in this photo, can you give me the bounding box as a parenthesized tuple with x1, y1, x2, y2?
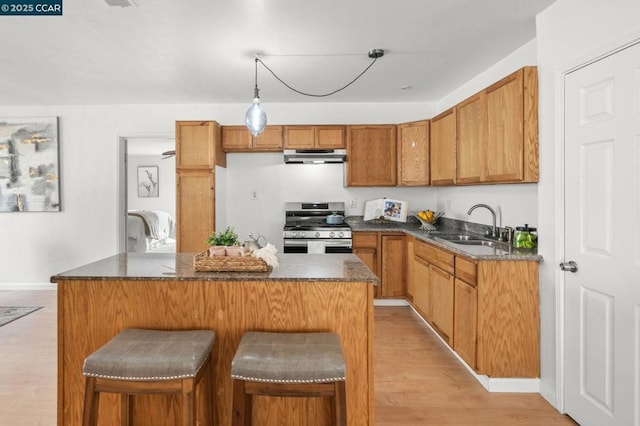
(256, 56, 380, 98)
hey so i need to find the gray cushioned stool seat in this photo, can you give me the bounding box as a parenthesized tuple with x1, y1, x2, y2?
(83, 328, 216, 381)
(82, 328, 216, 426)
(230, 331, 347, 425)
(231, 331, 345, 383)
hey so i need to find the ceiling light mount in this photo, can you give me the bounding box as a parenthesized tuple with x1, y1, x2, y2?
(368, 49, 384, 59)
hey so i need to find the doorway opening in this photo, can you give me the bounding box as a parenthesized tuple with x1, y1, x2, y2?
(117, 134, 176, 253)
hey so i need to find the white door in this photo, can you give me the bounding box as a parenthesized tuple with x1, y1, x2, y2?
(564, 41, 640, 426)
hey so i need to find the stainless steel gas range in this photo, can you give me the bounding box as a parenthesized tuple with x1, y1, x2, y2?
(283, 202, 352, 254)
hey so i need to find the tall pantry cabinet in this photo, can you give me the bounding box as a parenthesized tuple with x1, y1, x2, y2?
(175, 121, 226, 253)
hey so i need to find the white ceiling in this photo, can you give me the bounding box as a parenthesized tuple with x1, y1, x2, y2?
(0, 0, 555, 106)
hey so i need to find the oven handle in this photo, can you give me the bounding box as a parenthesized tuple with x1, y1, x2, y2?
(283, 239, 352, 247)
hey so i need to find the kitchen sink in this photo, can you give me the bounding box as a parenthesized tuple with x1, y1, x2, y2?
(435, 234, 498, 247)
(434, 234, 484, 242)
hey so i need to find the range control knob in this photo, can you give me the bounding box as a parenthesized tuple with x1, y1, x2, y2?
(315, 231, 321, 238)
(329, 231, 335, 238)
(338, 231, 344, 238)
(300, 231, 306, 238)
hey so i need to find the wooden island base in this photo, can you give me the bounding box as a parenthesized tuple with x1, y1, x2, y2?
(53, 254, 376, 426)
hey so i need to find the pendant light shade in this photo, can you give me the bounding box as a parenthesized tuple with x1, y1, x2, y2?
(246, 58, 267, 136)
(245, 95, 267, 136)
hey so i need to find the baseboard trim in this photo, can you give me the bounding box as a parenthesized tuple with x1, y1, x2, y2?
(406, 304, 540, 393)
(374, 298, 409, 307)
(0, 283, 57, 290)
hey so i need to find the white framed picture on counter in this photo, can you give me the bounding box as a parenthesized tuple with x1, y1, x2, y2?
(364, 198, 408, 222)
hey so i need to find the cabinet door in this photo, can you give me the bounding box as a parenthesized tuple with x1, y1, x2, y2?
(413, 256, 431, 321)
(380, 235, 406, 297)
(456, 92, 485, 184)
(406, 238, 415, 302)
(316, 126, 345, 149)
(253, 125, 283, 150)
(430, 108, 456, 185)
(284, 126, 315, 149)
(485, 69, 524, 182)
(176, 121, 216, 169)
(485, 67, 539, 183)
(176, 171, 214, 253)
(397, 120, 429, 186)
(430, 264, 454, 345)
(222, 126, 252, 151)
(346, 125, 397, 186)
(454, 278, 477, 368)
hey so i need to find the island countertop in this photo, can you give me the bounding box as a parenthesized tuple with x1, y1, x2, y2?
(51, 252, 379, 283)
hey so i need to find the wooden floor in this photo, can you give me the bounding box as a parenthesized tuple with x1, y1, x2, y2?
(0, 290, 576, 425)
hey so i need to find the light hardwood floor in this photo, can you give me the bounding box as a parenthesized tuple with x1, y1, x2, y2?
(0, 290, 576, 425)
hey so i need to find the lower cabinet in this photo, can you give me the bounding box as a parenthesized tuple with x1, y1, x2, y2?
(380, 234, 406, 297)
(353, 232, 406, 299)
(453, 278, 477, 369)
(409, 238, 539, 378)
(429, 264, 454, 345)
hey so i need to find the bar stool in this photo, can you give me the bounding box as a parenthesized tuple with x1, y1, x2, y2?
(230, 331, 346, 426)
(82, 328, 216, 426)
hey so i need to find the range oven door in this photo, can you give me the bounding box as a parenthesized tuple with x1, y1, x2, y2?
(283, 239, 353, 254)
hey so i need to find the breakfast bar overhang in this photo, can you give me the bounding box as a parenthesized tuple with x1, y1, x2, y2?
(52, 253, 378, 426)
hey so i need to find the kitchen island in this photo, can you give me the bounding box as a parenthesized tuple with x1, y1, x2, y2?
(52, 253, 378, 426)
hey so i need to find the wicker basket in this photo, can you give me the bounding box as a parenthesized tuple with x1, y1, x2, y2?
(194, 251, 270, 272)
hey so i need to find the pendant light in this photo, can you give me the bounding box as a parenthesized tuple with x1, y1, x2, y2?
(245, 49, 384, 135)
(245, 57, 267, 136)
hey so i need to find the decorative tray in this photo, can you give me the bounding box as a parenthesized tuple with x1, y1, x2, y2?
(194, 251, 271, 272)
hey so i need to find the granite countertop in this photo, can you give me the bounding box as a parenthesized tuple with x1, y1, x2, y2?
(347, 217, 543, 262)
(50, 253, 380, 283)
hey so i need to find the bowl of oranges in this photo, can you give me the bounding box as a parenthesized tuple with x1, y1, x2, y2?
(413, 210, 444, 231)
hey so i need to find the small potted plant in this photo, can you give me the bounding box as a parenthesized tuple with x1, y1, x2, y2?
(206, 227, 243, 256)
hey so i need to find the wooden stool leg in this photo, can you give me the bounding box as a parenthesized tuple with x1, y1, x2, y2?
(333, 381, 347, 426)
(232, 379, 252, 426)
(182, 378, 196, 426)
(82, 377, 99, 426)
(121, 393, 132, 426)
(205, 355, 215, 426)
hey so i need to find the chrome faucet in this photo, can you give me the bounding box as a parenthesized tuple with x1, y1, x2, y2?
(467, 204, 499, 239)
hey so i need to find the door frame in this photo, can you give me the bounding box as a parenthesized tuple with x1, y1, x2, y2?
(555, 31, 640, 413)
(116, 133, 174, 253)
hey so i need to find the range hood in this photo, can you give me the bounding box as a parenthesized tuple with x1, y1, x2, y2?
(284, 149, 346, 164)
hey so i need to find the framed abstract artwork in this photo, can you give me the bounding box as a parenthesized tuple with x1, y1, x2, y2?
(0, 117, 60, 212)
(137, 166, 159, 197)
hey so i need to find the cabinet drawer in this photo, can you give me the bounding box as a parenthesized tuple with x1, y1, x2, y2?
(353, 232, 378, 249)
(455, 256, 477, 286)
(414, 240, 454, 275)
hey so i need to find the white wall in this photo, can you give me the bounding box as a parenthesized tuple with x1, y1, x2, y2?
(536, 0, 640, 409)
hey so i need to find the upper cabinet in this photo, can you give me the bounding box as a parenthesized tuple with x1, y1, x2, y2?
(176, 120, 226, 169)
(430, 108, 456, 186)
(283, 125, 345, 149)
(221, 125, 283, 152)
(456, 66, 539, 184)
(175, 121, 225, 254)
(346, 125, 397, 186)
(485, 66, 538, 182)
(456, 93, 485, 184)
(397, 120, 429, 186)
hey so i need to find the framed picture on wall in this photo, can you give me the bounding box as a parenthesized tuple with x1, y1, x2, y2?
(137, 166, 159, 197)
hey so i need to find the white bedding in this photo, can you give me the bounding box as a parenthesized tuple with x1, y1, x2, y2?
(127, 210, 176, 253)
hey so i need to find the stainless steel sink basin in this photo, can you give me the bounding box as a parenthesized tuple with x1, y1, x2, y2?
(434, 234, 484, 242)
(434, 234, 498, 247)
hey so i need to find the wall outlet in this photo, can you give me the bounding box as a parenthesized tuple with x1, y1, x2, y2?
(349, 199, 356, 208)
(251, 191, 258, 200)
